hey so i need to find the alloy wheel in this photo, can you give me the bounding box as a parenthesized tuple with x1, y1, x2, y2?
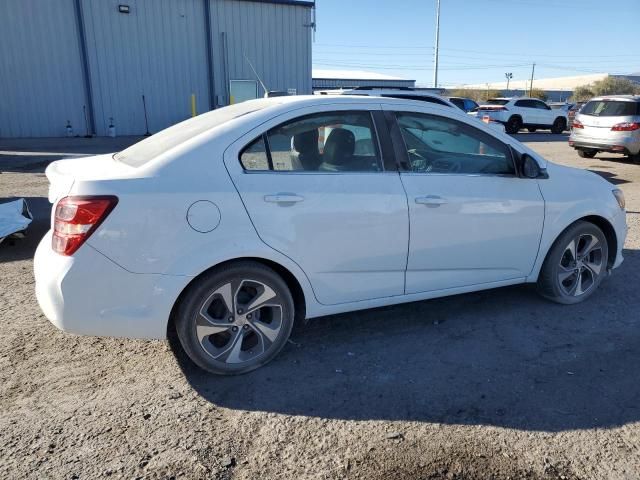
(196, 279, 285, 365)
(557, 233, 604, 297)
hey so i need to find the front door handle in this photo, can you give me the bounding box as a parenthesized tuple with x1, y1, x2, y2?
(264, 193, 305, 204)
(415, 195, 447, 207)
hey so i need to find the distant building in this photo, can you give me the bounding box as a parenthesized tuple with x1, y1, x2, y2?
(458, 73, 640, 102)
(312, 69, 416, 91)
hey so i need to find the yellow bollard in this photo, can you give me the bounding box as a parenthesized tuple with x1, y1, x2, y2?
(191, 94, 196, 117)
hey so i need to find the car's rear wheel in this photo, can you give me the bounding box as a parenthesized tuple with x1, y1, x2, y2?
(537, 221, 608, 305)
(578, 150, 597, 158)
(175, 261, 295, 375)
(626, 152, 640, 163)
(551, 117, 566, 134)
(505, 116, 522, 134)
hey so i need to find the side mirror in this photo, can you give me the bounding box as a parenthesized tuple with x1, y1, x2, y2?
(510, 146, 547, 179)
(522, 154, 542, 178)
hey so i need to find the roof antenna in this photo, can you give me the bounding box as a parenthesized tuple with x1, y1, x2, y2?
(244, 54, 271, 97)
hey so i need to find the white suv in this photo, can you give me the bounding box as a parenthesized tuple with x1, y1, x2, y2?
(476, 97, 568, 134)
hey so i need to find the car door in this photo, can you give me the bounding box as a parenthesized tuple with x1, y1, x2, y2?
(383, 106, 545, 294)
(514, 99, 539, 124)
(224, 105, 409, 305)
(533, 100, 553, 125)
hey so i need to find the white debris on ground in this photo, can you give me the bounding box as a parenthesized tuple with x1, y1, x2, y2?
(0, 198, 32, 244)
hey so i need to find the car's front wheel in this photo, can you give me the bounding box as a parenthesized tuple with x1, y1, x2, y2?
(537, 221, 608, 305)
(175, 261, 295, 375)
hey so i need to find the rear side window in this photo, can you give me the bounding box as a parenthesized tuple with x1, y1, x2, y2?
(581, 100, 640, 117)
(515, 100, 533, 108)
(240, 111, 382, 172)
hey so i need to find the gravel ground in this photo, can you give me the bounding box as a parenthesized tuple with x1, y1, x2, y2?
(1, 134, 639, 479)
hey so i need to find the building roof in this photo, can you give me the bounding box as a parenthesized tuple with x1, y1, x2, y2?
(461, 73, 610, 91)
(312, 69, 414, 82)
(239, 0, 314, 6)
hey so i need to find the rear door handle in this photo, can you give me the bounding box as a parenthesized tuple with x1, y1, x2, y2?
(415, 195, 447, 207)
(264, 193, 305, 204)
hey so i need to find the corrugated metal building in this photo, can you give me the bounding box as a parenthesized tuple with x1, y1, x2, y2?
(312, 69, 416, 91)
(0, 0, 313, 138)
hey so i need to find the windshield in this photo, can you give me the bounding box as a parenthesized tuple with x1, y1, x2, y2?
(114, 100, 272, 167)
(580, 100, 639, 117)
(485, 99, 509, 105)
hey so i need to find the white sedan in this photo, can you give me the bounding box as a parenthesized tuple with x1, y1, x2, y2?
(35, 95, 627, 375)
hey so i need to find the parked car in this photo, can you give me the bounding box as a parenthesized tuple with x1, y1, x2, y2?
(549, 102, 575, 113)
(476, 97, 568, 134)
(446, 96, 479, 113)
(322, 87, 504, 131)
(35, 95, 627, 375)
(567, 102, 586, 127)
(569, 95, 640, 161)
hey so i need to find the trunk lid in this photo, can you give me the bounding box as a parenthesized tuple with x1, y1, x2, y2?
(45, 154, 136, 203)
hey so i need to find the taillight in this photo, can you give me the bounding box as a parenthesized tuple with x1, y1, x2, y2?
(572, 120, 584, 129)
(52, 196, 118, 256)
(611, 122, 640, 131)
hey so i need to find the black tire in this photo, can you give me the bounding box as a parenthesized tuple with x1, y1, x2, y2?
(505, 116, 522, 134)
(175, 261, 295, 375)
(578, 150, 597, 159)
(551, 117, 566, 134)
(537, 221, 608, 305)
(626, 152, 640, 163)
(527, 127, 537, 133)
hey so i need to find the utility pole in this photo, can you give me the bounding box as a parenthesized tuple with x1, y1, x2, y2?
(433, 0, 441, 88)
(529, 63, 536, 96)
(505, 72, 513, 92)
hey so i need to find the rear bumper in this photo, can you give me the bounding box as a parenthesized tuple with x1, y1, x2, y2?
(569, 132, 640, 155)
(34, 231, 189, 340)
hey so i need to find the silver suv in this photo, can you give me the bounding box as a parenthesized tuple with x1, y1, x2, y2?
(569, 95, 640, 161)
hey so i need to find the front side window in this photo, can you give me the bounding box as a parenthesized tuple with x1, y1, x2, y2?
(240, 111, 382, 172)
(395, 112, 515, 175)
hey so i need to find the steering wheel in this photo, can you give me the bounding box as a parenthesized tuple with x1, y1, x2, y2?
(408, 149, 431, 172)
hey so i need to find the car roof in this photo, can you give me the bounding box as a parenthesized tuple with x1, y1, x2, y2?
(589, 95, 640, 102)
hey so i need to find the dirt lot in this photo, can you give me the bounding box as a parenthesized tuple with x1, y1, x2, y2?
(1, 134, 639, 479)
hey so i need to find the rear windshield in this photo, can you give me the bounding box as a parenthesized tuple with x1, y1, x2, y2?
(486, 99, 509, 105)
(114, 100, 272, 167)
(580, 100, 639, 117)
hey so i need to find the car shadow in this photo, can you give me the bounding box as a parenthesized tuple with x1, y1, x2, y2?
(171, 249, 640, 432)
(513, 132, 569, 143)
(0, 196, 50, 262)
(588, 169, 632, 185)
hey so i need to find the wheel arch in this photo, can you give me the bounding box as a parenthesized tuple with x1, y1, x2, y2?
(534, 214, 618, 281)
(167, 257, 308, 337)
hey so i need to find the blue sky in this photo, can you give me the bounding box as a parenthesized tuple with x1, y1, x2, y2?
(312, 0, 640, 87)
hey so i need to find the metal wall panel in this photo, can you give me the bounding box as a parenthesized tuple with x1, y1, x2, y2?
(82, 0, 210, 135)
(0, 0, 88, 138)
(210, 0, 312, 106)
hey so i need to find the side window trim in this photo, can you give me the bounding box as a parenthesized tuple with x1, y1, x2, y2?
(387, 110, 517, 176)
(262, 133, 274, 170)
